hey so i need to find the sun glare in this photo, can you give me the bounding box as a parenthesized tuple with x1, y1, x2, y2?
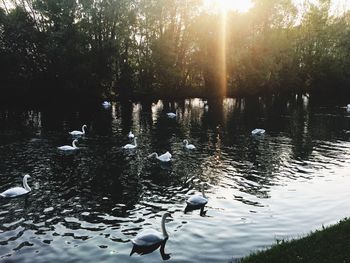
(203, 0, 254, 13)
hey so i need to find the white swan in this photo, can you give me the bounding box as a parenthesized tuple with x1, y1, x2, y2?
(102, 101, 111, 108)
(0, 174, 31, 198)
(166, 112, 177, 118)
(58, 139, 79, 151)
(131, 213, 172, 247)
(69, 125, 87, 136)
(128, 131, 135, 139)
(148, 151, 172, 162)
(186, 184, 208, 207)
(251, 128, 266, 136)
(183, 139, 196, 150)
(123, 137, 137, 149)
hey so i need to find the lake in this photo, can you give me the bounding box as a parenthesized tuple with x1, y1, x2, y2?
(1, 96, 350, 262)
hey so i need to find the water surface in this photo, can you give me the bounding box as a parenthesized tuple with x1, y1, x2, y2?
(1, 96, 350, 262)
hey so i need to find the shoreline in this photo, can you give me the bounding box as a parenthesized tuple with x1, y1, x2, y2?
(239, 218, 350, 263)
(1, 90, 350, 109)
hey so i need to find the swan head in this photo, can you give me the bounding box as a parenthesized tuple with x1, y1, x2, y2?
(148, 152, 158, 158)
(22, 174, 31, 192)
(83, 125, 87, 129)
(200, 182, 209, 189)
(183, 139, 188, 145)
(163, 212, 172, 219)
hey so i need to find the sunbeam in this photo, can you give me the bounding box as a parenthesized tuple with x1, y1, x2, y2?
(218, 7, 227, 96)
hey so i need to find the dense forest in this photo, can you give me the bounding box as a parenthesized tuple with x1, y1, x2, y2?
(0, 0, 349, 102)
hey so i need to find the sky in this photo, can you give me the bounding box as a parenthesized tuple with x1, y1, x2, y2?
(203, 0, 350, 15)
(1, 0, 350, 16)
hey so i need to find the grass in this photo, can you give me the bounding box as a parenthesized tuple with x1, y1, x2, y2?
(240, 218, 350, 263)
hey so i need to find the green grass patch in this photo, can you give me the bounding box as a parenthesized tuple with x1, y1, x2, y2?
(240, 218, 350, 263)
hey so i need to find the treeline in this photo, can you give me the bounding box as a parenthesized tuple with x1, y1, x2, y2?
(0, 0, 349, 102)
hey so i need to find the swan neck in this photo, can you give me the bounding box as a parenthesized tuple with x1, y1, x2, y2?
(150, 152, 158, 158)
(161, 215, 168, 238)
(72, 140, 77, 148)
(134, 137, 137, 146)
(202, 185, 206, 198)
(82, 125, 86, 134)
(184, 140, 188, 146)
(23, 177, 31, 192)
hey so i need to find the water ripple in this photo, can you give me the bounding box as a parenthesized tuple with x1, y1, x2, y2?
(1, 98, 350, 262)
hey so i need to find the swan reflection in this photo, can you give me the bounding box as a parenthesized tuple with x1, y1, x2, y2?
(184, 204, 207, 216)
(130, 238, 170, 260)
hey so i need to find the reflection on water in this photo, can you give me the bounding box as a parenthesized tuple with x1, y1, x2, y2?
(1, 96, 350, 262)
(184, 205, 207, 217)
(130, 238, 170, 260)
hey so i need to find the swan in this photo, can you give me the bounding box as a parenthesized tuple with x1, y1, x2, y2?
(186, 184, 208, 207)
(183, 139, 196, 150)
(166, 112, 176, 118)
(131, 213, 172, 247)
(347, 104, 350, 112)
(0, 174, 31, 198)
(102, 101, 111, 108)
(251, 128, 265, 136)
(123, 137, 137, 149)
(58, 139, 79, 151)
(69, 125, 87, 136)
(128, 131, 135, 139)
(148, 151, 172, 162)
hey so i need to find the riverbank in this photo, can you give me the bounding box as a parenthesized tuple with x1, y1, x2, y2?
(2, 88, 350, 110)
(240, 218, 350, 263)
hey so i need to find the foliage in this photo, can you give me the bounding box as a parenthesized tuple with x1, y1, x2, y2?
(0, 0, 349, 101)
(239, 218, 350, 263)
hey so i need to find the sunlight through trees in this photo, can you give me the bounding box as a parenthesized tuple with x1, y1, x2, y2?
(0, 0, 349, 101)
